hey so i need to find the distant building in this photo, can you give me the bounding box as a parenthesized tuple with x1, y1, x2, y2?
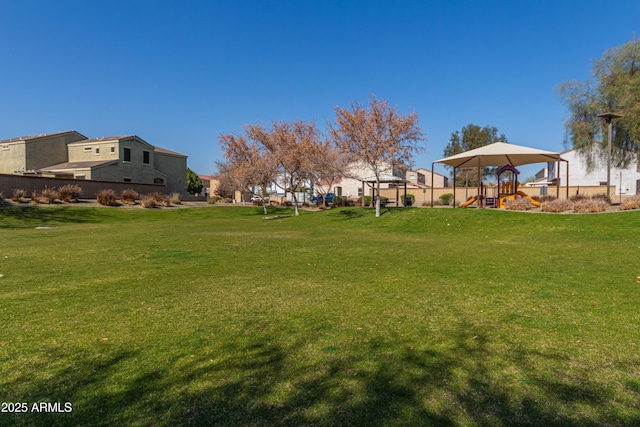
(314, 163, 448, 199)
(406, 168, 448, 188)
(0, 131, 188, 194)
(529, 147, 640, 195)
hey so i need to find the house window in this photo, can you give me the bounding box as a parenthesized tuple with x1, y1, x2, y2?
(75, 175, 85, 180)
(154, 178, 164, 184)
(123, 147, 131, 162)
(2, 145, 9, 150)
(95, 147, 100, 155)
(84, 147, 92, 152)
(124, 178, 132, 183)
(335, 186, 342, 196)
(110, 146, 116, 154)
(357, 188, 363, 197)
(143, 150, 150, 164)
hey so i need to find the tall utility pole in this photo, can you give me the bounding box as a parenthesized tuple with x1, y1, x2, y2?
(597, 112, 623, 200)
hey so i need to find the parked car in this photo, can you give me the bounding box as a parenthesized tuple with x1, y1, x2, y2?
(312, 193, 334, 204)
(250, 195, 269, 203)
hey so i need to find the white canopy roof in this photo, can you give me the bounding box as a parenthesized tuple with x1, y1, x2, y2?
(434, 142, 565, 168)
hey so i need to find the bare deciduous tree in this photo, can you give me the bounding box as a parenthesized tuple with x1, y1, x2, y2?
(245, 120, 321, 216)
(217, 133, 277, 214)
(330, 96, 425, 217)
(307, 137, 348, 207)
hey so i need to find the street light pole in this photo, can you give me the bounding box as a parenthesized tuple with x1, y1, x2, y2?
(597, 112, 623, 200)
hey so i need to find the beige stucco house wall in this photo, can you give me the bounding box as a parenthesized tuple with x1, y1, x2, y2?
(407, 168, 449, 188)
(0, 131, 87, 174)
(37, 135, 188, 194)
(153, 147, 187, 194)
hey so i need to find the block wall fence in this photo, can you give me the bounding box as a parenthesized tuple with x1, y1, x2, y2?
(0, 174, 166, 199)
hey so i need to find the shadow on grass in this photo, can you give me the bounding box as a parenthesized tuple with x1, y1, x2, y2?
(0, 206, 104, 228)
(327, 207, 394, 220)
(3, 325, 638, 427)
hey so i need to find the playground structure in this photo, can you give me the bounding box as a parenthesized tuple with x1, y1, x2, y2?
(431, 141, 568, 208)
(460, 164, 541, 208)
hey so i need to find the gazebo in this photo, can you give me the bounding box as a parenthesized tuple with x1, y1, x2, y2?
(431, 142, 568, 207)
(360, 173, 409, 207)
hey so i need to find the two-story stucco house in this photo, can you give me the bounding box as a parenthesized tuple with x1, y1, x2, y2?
(0, 131, 188, 194)
(0, 131, 87, 174)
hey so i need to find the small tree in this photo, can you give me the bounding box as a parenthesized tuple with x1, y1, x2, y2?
(443, 124, 509, 186)
(186, 168, 203, 195)
(245, 120, 321, 216)
(307, 137, 348, 207)
(331, 96, 425, 217)
(218, 132, 277, 215)
(558, 38, 640, 170)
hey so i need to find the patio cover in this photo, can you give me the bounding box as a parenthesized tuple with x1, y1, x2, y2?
(434, 142, 564, 168)
(431, 142, 568, 207)
(360, 173, 408, 207)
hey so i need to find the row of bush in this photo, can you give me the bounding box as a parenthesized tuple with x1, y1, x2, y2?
(8, 185, 83, 204)
(2, 186, 181, 209)
(96, 189, 182, 208)
(539, 194, 612, 213)
(619, 195, 640, 211)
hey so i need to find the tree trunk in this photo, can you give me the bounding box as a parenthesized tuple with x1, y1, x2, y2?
(375, 180, 381, 217)
(292, 192, 300, 216)
(262, 201, 268, 215)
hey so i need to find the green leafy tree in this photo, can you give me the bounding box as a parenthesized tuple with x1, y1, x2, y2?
(558, 38, 640, 170)
(186, 168, 203, 195)
(443, 124, 508, 186)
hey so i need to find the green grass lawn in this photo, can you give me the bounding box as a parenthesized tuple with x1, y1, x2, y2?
(1, 205, 639, 426)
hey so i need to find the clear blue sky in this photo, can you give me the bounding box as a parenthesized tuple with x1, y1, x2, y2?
(1, 0, 638, 178)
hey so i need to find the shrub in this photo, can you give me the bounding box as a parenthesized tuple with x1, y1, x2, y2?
(170, 192, 182, 205)
(12, 189, 27, 202)
(357, 196, 372, 207)
(58, 184, 82, 202)
(97, 189, 118, 206)
(401, 194, 415, 206)
(139, 194, 158, 208)
(504, 197, 533, 211)
(619, 196, 640, 211)
(541, 199, 574, 213)
(37, 187, 59, 204)
(439, 193, 454, 205)
(573, 199, 609, 213)
(120, 188, 139, 204)
(590, 193, 611, 204)
(146, 192, 170, 207)
(538, 195, 557, 203)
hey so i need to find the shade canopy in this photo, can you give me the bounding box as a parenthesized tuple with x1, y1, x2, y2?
(435, 142, 564, 168)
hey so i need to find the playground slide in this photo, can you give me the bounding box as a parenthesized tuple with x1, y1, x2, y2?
(461, 195, 478, 208)
(517, 191, 541, 207)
